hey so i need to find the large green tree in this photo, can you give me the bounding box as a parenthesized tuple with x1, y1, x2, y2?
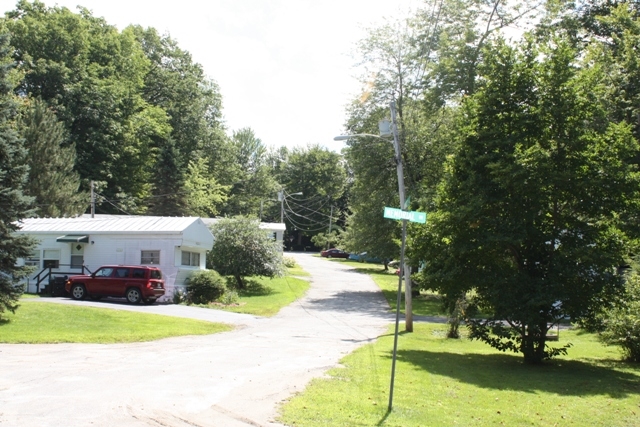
(207, 216, 284, 289)
(5, 1, 170, 212)
(221, 127, 278, 217)
(415, 34, 640, 363)
(148, 137, 187, 216)
(341, 0, 542, 265)
(18, 98, 86, 217)
(275, 144, 347, 246)
(183, 157, 228, 217)
(132, 25, 234, 215)
(0, 29, 34, 318)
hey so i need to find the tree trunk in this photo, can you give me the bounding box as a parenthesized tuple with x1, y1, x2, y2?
(234, 274, 244, 289)
(521, 321, 548, 364)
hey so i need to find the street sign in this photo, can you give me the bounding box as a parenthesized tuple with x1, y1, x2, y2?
(383, 207, 426, 223)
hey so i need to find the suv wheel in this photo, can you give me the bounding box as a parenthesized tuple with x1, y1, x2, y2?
(126, 287, 142, 304)
(70, 284, 86, 300)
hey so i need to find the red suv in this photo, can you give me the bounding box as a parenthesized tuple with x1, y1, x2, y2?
(65, 265, 165, 304)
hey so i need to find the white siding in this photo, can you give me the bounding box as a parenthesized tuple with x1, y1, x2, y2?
(17, 216, 214, 301)
(181, 218, 214, 250)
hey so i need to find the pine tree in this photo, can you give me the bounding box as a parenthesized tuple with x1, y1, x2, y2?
(0, 30, 35, 318)
(19, 98, 87, 217)
(149, 138, 188, 216)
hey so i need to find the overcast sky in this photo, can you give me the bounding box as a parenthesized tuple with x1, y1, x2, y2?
(0, 0, 422, 151)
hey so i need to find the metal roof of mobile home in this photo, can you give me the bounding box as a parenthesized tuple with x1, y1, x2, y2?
(16, 215, 206, 235)
(200, 218, 286, 231)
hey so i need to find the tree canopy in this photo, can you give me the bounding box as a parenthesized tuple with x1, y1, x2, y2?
(0, 29, 35, 318)
(415, 32, 640, 363)
(207, 217, 285, 289)
(341, 0, 640, 363)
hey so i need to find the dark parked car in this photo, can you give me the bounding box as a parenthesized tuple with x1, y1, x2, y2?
(65, 265, 165, 304)
(320, 248, 350, 258)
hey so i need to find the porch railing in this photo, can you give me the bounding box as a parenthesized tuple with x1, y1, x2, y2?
(27, 264, 93, 295)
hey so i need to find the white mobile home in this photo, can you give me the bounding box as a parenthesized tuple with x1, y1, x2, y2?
(15, 215, 213, 301)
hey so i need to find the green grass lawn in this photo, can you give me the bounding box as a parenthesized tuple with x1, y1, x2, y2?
(204, 275, 310, 317)
(278, 323, 640, 427)
(362, 266, 447, 318)
(286, 264, 311, 278)
(0, 302, 233, 343)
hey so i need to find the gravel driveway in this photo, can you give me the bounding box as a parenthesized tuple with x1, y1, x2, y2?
(0, 253, 394, 426)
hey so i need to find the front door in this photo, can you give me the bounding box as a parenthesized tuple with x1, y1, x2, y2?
(70, 244, 84, 271)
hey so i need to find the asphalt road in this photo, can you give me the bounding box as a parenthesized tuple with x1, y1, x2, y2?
(0, 253, 395, 427)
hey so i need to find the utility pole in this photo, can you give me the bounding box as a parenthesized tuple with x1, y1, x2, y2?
(333, 101, 416, 412)
(389, 100, 413, 332)
(279, 190, 284, 223)
(388, 100, 412, 412)
(90, 180, 95, 218)
(326, 205, 334, 249)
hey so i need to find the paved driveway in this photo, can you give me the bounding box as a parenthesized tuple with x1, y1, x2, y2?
(0, 253, 394, 426)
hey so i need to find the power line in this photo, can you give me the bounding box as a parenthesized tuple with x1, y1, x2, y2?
(284, 198, 333, 219)
(94, 192, 131, 215)
(283, 210, 329, 232)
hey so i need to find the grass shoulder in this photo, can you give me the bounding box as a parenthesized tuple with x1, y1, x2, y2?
(189, 274, 310, 317)
(0, 302, 232, 344)
(279, 323, 640, 427)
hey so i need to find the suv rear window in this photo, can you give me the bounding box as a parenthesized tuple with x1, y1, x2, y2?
(132, 268, 145, 279)
(149, 269, 162, 279)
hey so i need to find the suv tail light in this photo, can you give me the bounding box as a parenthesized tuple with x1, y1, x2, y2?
(146, 281, 164, 289)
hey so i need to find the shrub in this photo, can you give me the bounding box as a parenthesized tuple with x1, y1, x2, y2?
(220, 290, 239, 305)
(185, 270, 227, 305)
(172, 288, 185, 304)
(283, 257, 297, 269)
(600, 272, 640, 362)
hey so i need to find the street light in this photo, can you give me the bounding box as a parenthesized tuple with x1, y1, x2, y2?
(333, 133, 381, 141)
(334, 100, 412, 411)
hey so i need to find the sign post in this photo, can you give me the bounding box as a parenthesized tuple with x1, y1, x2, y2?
(383, 205, 426, 411)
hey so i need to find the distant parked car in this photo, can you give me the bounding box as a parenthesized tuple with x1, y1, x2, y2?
(65, 265, 165, 304)
(320, 248, 350, 258)
(348, 252, 382, 263)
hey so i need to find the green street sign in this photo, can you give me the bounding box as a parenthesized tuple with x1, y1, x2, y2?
(383, 207, 427, 224)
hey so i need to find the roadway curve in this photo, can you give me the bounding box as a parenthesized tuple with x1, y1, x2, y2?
(0, 253, 394, 427)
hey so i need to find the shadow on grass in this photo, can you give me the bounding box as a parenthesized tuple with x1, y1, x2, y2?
(391, 349, 640, 398)
(376, 410, 391, 426)
(234, 279, 274, 297)
(351, 267, 391, 275)
(379, 289, 447, 317)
